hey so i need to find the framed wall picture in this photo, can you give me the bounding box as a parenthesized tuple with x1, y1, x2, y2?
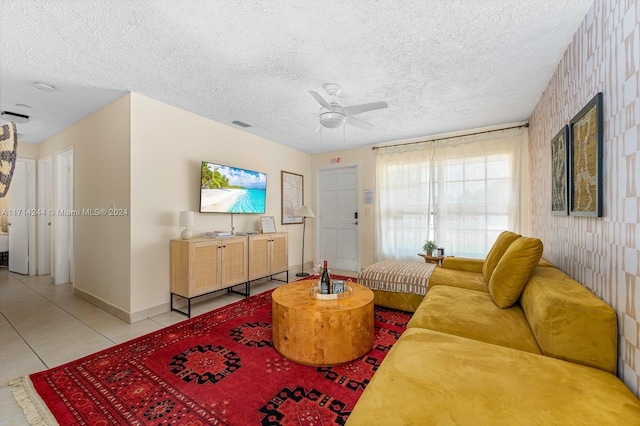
(260, 216, 276, 233)
(551, 125, 569, 215)
(569, 92, 603, 217)
(281, 171, 303, 225)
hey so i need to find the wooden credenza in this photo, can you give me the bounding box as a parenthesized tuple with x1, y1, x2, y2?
(248, 233, 288, 281)
(170, 233, 288, 317)
(170, 236, 248, 316)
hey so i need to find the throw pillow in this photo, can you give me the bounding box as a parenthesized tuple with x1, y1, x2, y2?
(488, 237, 543, 308)
(482, 231, 521, 283)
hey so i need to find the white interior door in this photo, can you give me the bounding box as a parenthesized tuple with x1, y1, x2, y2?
(38, 156, 53, 275)
(317, 165, 359, 271)
(8, 158, 35, 274)
(55, 149, 73, 285)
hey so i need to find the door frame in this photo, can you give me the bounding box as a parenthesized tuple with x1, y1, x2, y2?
(314, 163, 361, 272)
(37, 155, 53, 275)
(54, 147, 74, 285)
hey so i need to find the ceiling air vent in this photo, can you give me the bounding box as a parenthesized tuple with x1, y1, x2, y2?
(232, 120, 251, 128)
(1, 111, 30, 124)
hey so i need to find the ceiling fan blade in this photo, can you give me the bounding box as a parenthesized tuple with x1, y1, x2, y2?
(346, 115, 374, 129)
(309, 90, 333, 111)
(343, 101, 388, 116)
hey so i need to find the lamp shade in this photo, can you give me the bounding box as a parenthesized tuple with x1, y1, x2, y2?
(294, 205, 315, 218)
(179, 211, 194, 227)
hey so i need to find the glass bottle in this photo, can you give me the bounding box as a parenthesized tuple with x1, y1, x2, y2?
(320, 260, 331, 294)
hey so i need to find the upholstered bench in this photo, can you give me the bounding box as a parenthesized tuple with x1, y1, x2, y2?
(358, 260, 436, 312)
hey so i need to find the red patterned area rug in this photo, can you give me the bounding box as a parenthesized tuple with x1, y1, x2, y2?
(10, 277, 410, 425)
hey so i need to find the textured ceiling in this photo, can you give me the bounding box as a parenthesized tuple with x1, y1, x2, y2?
(0, 0, 594, 154)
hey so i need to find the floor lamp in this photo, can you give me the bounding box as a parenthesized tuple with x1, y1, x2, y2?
(294, 205, 315, 277)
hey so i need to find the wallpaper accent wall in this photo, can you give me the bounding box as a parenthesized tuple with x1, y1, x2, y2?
(529, 0, 640, 395)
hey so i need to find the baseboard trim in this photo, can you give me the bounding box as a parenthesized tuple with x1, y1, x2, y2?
(73, 287, 169, 324)
(129, 303, 170, 323)
(73, 287, 133, 323)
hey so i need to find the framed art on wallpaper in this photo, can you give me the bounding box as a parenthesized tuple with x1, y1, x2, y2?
(281, 171, 304, 225)
(569, 92, 603, 217)
(551, 125, 569, 215)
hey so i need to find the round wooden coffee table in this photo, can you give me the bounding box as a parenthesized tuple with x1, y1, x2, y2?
(271, 279, 374, 366)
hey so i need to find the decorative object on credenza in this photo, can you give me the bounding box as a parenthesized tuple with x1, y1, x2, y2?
(569, 92, 603, 217)
(179, 211, 194, 239)
(551, 125, 570, 215)
(0, 121, 18, 197)
(260, 216, 276, 233)
(422, 240, 438, 256)
(294, 205, 315, 277)
(281, 170, 304, 225)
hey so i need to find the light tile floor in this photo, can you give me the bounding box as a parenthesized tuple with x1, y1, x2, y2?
(0, 267, 357, 425)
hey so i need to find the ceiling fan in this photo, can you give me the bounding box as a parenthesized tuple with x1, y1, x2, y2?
(309, 83, 388, 130)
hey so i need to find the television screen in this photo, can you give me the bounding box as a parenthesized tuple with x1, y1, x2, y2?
(200, 161, 267, 214)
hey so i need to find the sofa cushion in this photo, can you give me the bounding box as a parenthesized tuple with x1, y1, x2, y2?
(370, 289, 424, 313)
(520, 266, 618, 374)
(346, 328, 640, 425)
(428, 267, 489, 292)
(441, 257, 484, 273)
(482, 230, 521, 282)
(488, 236, 543, 308)
(407, 285, 541, 354)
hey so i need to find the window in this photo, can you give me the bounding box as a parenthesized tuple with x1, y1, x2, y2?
(376, 128, 524, 260)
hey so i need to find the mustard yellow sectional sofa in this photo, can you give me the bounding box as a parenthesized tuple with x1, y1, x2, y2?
(348, 232, 640, 425)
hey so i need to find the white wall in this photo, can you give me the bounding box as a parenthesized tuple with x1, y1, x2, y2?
(38, 94, 132, 316)
(17, 142, 40, 160)
(29, 92, 314, 321)
(129, 93, 313, 317)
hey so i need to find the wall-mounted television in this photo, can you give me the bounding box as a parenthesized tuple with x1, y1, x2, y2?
(200, 161, 267, 214)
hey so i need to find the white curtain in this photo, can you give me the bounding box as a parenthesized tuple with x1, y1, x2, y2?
(375, 144, 435, 260)
(376, 127, 524, 261)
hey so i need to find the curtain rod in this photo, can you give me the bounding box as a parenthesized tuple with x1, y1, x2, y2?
(371, 123, 529, 151)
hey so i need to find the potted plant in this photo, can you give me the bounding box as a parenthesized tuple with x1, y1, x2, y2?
(422, 240, 438, 256)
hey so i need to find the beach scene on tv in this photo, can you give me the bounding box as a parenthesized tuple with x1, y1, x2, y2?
(200, 162, 267, 214)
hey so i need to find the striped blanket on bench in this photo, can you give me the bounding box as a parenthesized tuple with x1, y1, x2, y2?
(358, 260, 436, 296)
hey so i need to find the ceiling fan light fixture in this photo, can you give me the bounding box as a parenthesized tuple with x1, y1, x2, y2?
(320, 111, 346, 128)
(310, 84, 387, 131)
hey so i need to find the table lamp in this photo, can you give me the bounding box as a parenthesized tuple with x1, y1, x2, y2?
(179, 211, 194, 239)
